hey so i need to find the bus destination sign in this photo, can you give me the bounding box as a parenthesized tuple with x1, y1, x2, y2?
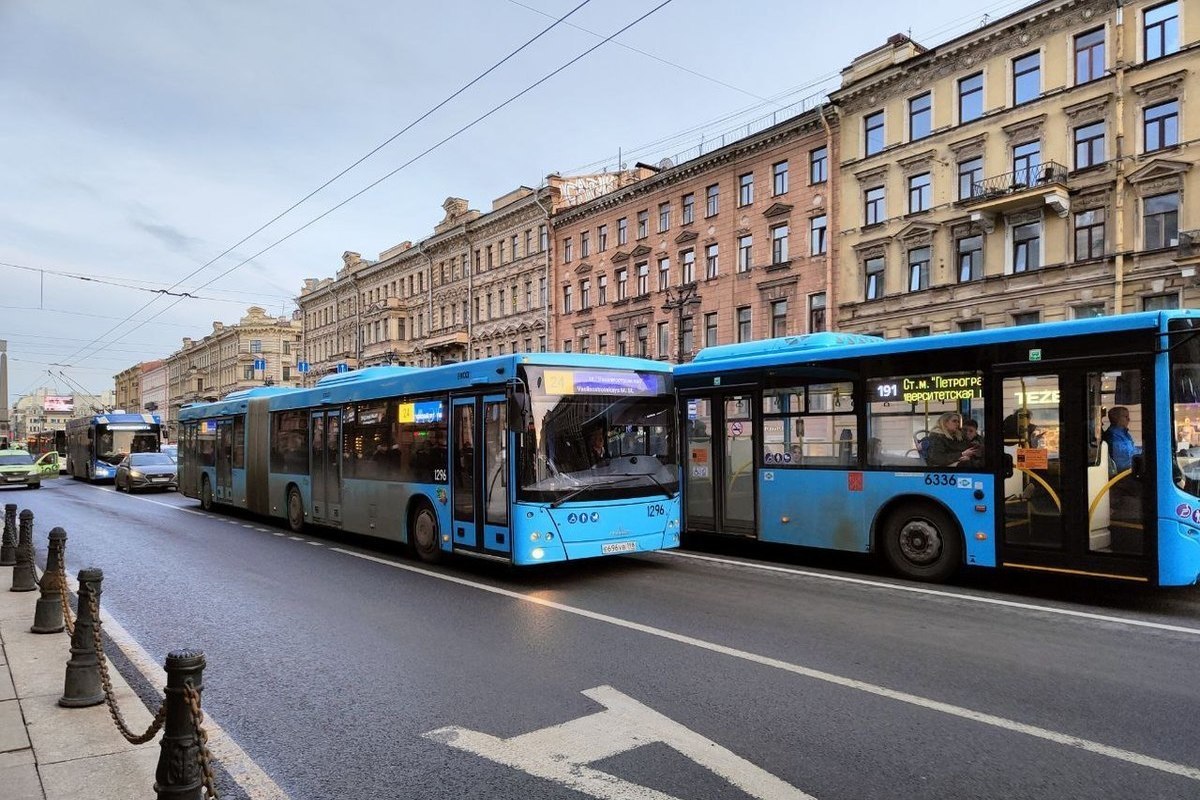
(544, 370, 665, 396)
(398, 401, 444, 425)
(868, 373, 983, 404)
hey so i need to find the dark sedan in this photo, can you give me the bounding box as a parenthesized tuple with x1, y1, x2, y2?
(114, 452, 178, 493)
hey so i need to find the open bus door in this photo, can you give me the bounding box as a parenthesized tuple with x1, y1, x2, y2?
(995, 363, 1153, 582)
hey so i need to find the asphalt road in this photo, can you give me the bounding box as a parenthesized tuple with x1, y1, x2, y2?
(8, 478, 1200, 800)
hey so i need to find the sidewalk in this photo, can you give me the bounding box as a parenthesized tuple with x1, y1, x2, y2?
(0, 566, 158, 799)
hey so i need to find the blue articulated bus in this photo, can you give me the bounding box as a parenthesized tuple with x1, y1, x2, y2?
(673, 311, 1200, 586)
(178, 354, 681, 565)
(65, 413, 164, 481)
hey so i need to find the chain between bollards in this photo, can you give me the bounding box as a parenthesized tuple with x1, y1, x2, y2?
(0, 503, 16, 565)
(84, 588, 168, 744)
(57, 565, 75, 636)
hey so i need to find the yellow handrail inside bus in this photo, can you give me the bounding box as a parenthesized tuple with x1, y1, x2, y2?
(1011, 466, 1062, 512)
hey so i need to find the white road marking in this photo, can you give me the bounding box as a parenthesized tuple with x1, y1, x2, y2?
(242, 524, 256, 529)
(288, 536, 305, 542)
(664, 551, 1200, 637)
(54, 571, 290, 800)
(306, 541, 322, 547)
(335, 548, 1200, 783)
(272, 532, 286, 537)
(255, 528, 271, 532)
(426, 685, 815, 799)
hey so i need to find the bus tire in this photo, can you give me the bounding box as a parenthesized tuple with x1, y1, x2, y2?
(286, 487, 305, 532)
(200, 476, 214, 511)
(410, 501, 442, 564)
(880, 503, 962, 583)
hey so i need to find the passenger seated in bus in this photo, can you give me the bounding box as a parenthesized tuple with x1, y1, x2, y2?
(1102, 406, 1141, 475)
(962, 417, 985, 469)
(587, 427, 610, 467)
(926, 412, 980, 468)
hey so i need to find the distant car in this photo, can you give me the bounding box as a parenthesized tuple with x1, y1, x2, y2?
(114, 452, 178, 493)
(0, 448, 61, 490)
(161, 444, 178, 462)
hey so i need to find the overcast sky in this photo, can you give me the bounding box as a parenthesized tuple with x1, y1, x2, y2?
(1, 0, 1015, 405)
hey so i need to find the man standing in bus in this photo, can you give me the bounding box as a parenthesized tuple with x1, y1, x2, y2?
(1102, 406, 1141, 474)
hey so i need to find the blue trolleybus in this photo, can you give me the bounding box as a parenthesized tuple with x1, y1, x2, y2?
(178, 354, 681, 565)
(65, 413, 164, 481)
(673, 311, 1200, 586)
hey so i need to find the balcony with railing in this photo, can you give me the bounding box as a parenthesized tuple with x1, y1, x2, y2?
(959, 161, 1070, 224)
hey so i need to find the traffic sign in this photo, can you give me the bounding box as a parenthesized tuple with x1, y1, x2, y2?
(297, 361, 310, 373)
(253, 359, 266, 370)
(336, 363, 349, 373)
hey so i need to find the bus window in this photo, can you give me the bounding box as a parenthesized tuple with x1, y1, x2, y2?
(866, 372, 985, 468)
(270, 410, 309, 474)
(762, 382, 856, 467)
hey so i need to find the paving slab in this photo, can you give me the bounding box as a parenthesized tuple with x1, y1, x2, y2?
(0, 759, 43, 800)
(40, 744, 161, 800)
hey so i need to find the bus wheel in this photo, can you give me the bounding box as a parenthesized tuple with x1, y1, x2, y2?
(200, 476, 214, 511)
(410, 502, 442, 564)
(881, 504, 961, 583)
(286, 487, 305, 533)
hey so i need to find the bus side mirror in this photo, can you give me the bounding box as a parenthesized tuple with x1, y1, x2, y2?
(1002, 453, 1014, 479)
(1131, 453, 1145, 481)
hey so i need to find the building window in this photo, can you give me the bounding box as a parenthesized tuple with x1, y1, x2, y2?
(598, 225, 608, 251)
(1143, 292, 1180, 311)
(487, 245, 494, 268)
(598, 274, 608, 305)
(737, 307, 752, 342)
(580, 230, 590, 257)
(539, 276, 547, 306)
(772, 161, 789, 196)
(908, 326, 931, 338)
(243, 365, 254, 380)
(524, 230, 532, 255)
(771, 224, 789, 264)
(658, 257, 670, 291)
(864, 110, 885, 156)
(770, 299, 788, 338)
(563, 238, 573, 263)
(810, 146, 827, 184)
(637, 210, 648, 239)
(636, 325, 649, 357)
(1013, 221, 1041, 272)
(1144, 192, 1179, 249)
(705, 184, 719, 217)
(738, 173, 754, 206)
(810, 215, 827, 256)
(1013, 51, 1041, 105)
(636, 262, 649, 296)
(1144, 100, 1179, 152)
(598, 333, 607, 353)
(957, 234, 983, 282)
(250, 340, 263, 353)
(909, 92, 932, 140)
(681, 317, 694, 356)
(580, 335, 590, 354)
(864, 186, 885, 225)
(704, 313, 718, 347)
(1075, 28, 1105, 84)
(957, 319, 983, 332)
(617, 329, 627, 356)
(580, 279, 591, 309)
(737, 235, 753, 272)
(1012, 140, 1041, 186)
(907, 246, 931, 292)
(658, 202, 671, 233)
(958, 157, 983, 200)
(538, 335, 546, 352)
(562, 340, 571, 353)
(682, 193, 694, 225)
(1145, 1, 1179, 61)
(657, 322, 669, 358)
(617, 268, 628, 300)
(705, 244, 719, 279)
(682, 249, 695, 283)
(617, 217, 628, 245)
(1013, 311, 1041, 326)
(1075, 209, 1106, 260)
(1074, 121, 1106, 168)
(1073, 303, 1106, 319)
(908, 172, 931, 213)
(864, 257, 885, 300)
(958, 72, 984, 123)
(808, 293, 825, 333)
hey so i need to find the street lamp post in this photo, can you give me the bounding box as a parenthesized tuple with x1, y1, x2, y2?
(661, 283, 702, 364)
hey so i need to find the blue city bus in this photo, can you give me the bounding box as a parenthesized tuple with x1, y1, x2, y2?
(177, 354, 681, 565)
(673, 311, 1200, 586)
(65, 413, 164, 481)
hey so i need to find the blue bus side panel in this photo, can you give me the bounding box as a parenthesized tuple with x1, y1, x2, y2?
(340, 479, 449, 546)
(267, 473, 311, 522)
(1160, 481, 1200, 585)
(757, 470, 997, 567)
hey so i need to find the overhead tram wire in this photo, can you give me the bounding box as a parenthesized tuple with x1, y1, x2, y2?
(70, 0, 679, 364)
(58, 0, 597, 367)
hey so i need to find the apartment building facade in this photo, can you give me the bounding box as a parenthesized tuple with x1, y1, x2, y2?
(113, 359, 164, 414)
(829, 0, 1198, 337)
(549, 109, 837, 362)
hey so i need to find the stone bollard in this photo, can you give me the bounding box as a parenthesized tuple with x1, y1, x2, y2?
(155, 649, 207, 800)
(10, 510, 37, 592)
(59, 568, 105, 707)
(32, 527, 68, 633)
(1, 503, 17, 566)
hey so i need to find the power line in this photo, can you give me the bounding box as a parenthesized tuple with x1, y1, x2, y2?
(58, 0, 597, 368)
(0, 261, 296, 304)
(69, 0, 678, 366)
(0, 305, 198, 329)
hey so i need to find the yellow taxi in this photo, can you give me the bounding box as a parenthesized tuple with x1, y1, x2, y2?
(0, 448, 61, 490)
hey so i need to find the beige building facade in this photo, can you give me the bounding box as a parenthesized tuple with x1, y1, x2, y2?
(164, 306, 301, 438)
(10, 388, 115, 442)
(113, 360, 164, 414)
(550, 109, 838, 362)
(830, 0, 1198, 337)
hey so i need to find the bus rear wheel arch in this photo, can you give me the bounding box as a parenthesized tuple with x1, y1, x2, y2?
(409, 500, 442, 564)
(878, 501, 962, 583)
(286, 485, 305, 532)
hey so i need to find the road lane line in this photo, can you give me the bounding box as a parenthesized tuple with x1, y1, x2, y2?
(55, 571, 290, 800)
(663, 551, 1200, 637)
(78, 483, 209, 516)
(332, 547, 1200, 783)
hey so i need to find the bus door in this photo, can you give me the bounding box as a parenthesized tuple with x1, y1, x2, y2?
(451, 395, 512, 558)
(215, 419, 234, 502)
(310, 410, 343, 526)
(996, 364, 1151, 580)
(681, 391, 757, 537)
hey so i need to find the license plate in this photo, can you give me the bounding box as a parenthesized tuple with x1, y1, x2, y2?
(601, 541, 637, 554)
(151, 477, 169, 482)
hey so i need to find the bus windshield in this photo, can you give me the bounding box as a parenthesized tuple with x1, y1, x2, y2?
(96, 426, 160, 465)
(1170, 319, 1200, 499)
(517, 366, 678, 503)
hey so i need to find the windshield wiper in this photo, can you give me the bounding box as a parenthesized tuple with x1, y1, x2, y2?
(549, 477, 644, 509)
(613, 472, 677, 499)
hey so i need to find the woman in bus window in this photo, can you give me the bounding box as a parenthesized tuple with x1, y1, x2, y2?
(926, 412, 979, 468)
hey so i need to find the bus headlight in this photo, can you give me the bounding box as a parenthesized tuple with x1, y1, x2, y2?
(530, 532, 541, 542)
(531, 547, 545, 560)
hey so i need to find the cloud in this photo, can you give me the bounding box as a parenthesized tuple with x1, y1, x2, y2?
(130, 219, 206, 257)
